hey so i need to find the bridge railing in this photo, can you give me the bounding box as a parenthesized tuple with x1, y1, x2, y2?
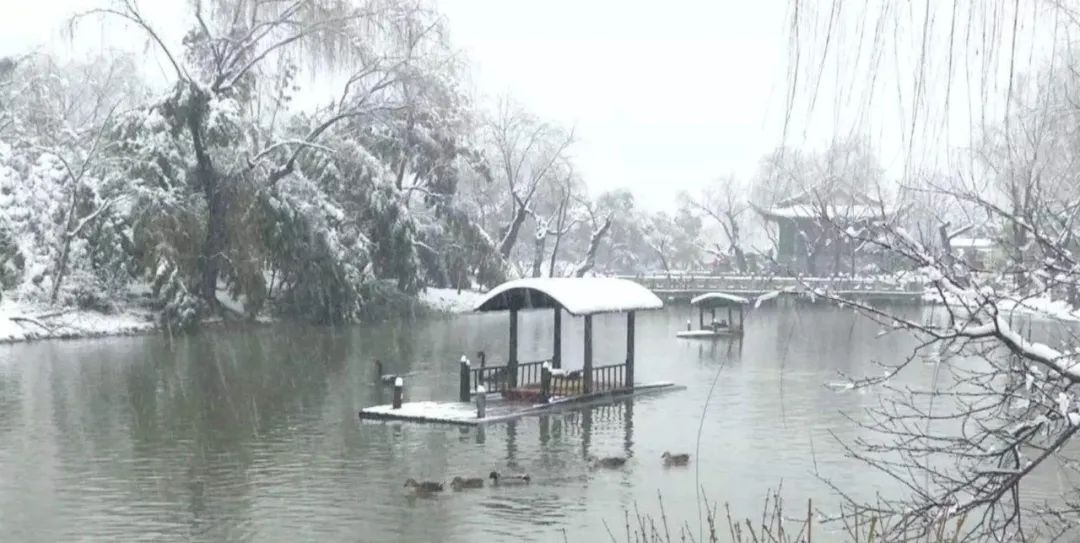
(617, 274, 923, 294)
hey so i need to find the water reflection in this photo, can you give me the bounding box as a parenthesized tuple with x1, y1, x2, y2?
(1, 304, 1074, 541)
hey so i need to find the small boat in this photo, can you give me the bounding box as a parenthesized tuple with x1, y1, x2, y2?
(676, 293, 747, 339)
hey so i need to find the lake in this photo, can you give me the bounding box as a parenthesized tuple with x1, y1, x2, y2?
(0, 303, 1067, 542)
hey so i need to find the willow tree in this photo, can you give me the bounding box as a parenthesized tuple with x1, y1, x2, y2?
(81, 0, 456, 325)
(785, 1, 1080, 539)
(483, 98, 574, 261)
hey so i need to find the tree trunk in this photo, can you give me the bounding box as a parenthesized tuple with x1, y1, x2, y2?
(832, 235, 843, 275)
(548, 231, 563, 277)
(574, 217, 613, 277)
(1011, 216, 1028, 291)
(200, 182, 228, 305)
(733, 246, 747, 274)
(50, 188, 79, 304)
(938, 223, 954, 269)
(531, 229, 547, 278)
(728, 217, 746, 274)
(498, 201, 528, 258)
(187, 88, 225, 307)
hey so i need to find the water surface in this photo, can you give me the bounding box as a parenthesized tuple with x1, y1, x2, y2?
(0, 303, 1062, 541)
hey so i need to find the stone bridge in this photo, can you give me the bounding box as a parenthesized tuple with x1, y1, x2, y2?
(615, 273, 925, 303)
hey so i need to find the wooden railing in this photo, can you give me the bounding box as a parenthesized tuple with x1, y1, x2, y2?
(546, 369, 583, 398)
(516, 359, 548, 388)
(589, 363, 627, 391)
(461, 359, 631, 402)
(466, 359, 549, 396)
(543, 363, 628, 400)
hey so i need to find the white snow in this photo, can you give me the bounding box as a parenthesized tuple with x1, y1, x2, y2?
(951, 237, 995, 249)
(474, 277, 664, 316)
(359, 382, 682, 425)
(995, 296, 1080, 323)
(1058, 392, 1071, 418)
(754, 290, 784, 308)
(362, 400, 484, 423)
(690, 292, 750, 306)
(757, 204, 885, 220)
(0, 298, 156, 344)
(215, 289, 246, 317)
(418, 288, 486, 314)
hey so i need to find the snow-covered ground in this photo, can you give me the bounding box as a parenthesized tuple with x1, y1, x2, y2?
(0, 298, 157, 344)
(1, 287, 482, 344)
(417, 288, 485, 314)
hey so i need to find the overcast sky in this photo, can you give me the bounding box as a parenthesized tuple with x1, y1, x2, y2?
(438, 0, 792, 208)
(3, 1, 1017, 211)
(0, 1, 807, 210)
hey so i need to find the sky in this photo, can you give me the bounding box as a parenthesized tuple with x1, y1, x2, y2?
(0, 1, 799, 211)
(437, 0, 792, 208)
(0, 1, 1036, 211)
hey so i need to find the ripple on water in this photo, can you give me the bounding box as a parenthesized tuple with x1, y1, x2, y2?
(0, 305, 1029, 541)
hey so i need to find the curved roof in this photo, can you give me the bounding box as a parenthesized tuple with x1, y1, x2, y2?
(474, 278, 664, 316)
(690, 292, 750, 307)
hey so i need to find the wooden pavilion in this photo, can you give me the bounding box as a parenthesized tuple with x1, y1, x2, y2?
(676, 292, 748, 339)
(464, 277, 664, 402)
(358, 277, 682, 426)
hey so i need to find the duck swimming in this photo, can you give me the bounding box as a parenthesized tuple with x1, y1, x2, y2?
(404, 478, 444, 495)
(588, 456, 627, 469)
(488, 471, 530, 485)
(661, 452, 691, 467)
(450, 476, 485, 490)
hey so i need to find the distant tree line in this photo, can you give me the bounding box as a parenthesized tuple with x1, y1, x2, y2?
(0, 0, 764, 329)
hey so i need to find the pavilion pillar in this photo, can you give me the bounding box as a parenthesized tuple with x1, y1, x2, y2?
(553, 307, 562, 369)
(625, 311, 635, 388)
(583, 315, 593, 394)
(509, 307, 519, 387)
(698, 307, 704, 329)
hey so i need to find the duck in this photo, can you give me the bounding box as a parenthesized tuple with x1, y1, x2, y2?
(488, 471, 530, 485)
(374, 359, 399, 385)
(450, 476, 485, 490)
(588, 455, 627, 469)
(661, 452, 691, 467)
(404, 478, 444, 495)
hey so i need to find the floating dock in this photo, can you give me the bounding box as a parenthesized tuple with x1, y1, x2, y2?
(358, 382, 683, 426)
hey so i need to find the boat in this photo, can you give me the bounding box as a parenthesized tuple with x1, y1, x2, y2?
(676, 292, 748, 339)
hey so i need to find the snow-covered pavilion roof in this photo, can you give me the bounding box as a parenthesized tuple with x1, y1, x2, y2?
(690, 293, 750, 307)
(474, 278, 663, 316)
(752, 203, 887, 221)
(751, 186, 897, 222)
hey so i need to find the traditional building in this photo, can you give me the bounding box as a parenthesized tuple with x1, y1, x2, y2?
(752, 186, 895, 276)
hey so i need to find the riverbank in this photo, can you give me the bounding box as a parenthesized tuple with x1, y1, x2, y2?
(0, 298, 157, 344)
(415, 287, 485, 314)
(0, 287, 483, 345)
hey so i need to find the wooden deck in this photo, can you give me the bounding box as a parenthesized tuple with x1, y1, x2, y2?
(676, 329, 742, 339)
(358, 382, 683, 426)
